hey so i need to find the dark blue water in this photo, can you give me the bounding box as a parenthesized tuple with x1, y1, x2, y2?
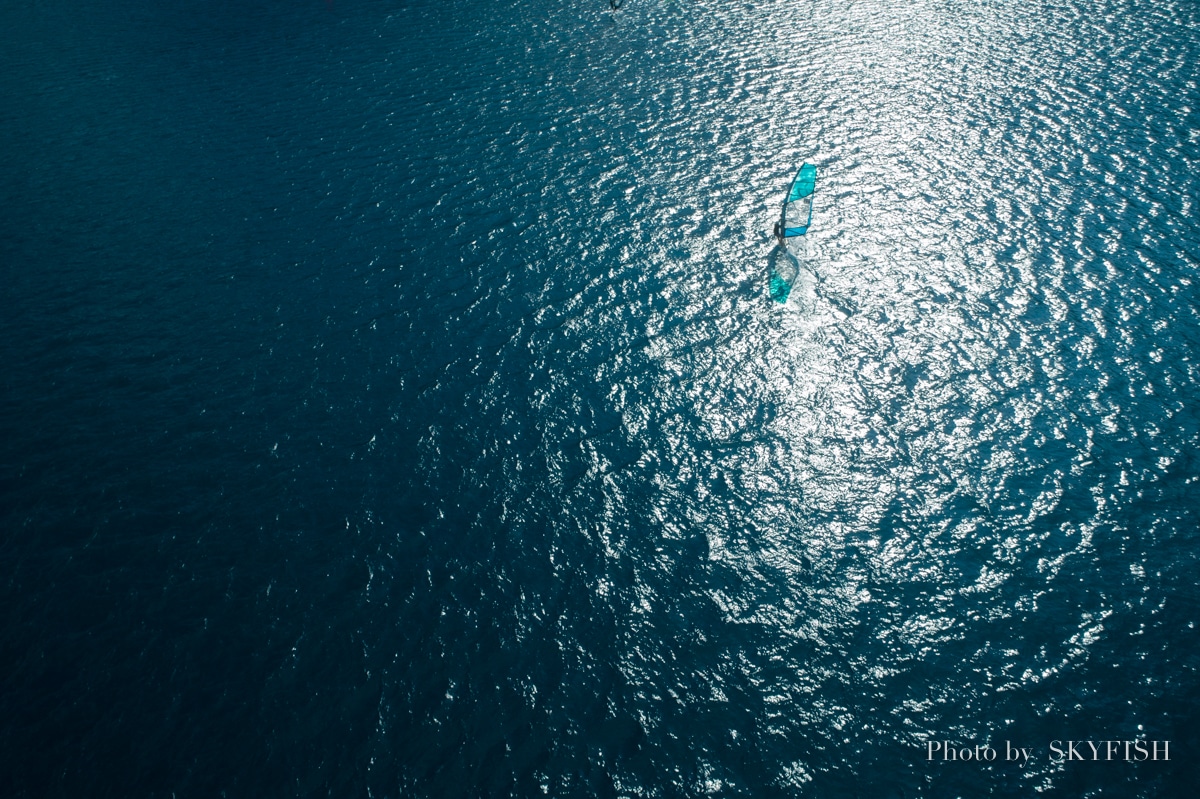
(3, 0, 1200, 795)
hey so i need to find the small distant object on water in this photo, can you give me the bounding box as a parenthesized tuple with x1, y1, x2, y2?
(773, 163, 816, 243)
(610, 0, 623, 9)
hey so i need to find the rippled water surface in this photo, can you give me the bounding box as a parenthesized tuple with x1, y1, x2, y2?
(3, 0, 1200, 795)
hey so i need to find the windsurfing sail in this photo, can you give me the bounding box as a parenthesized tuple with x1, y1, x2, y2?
(777, 163, 817, 239)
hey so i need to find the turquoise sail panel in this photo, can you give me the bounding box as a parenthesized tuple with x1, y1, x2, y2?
(787, 164, 816, 203)
(780, 163, 817, 237)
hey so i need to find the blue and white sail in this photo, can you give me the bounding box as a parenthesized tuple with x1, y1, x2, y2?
(777, 163, 817, 239)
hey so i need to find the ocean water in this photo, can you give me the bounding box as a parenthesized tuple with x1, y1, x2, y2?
(2, 0, 1199, 795)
